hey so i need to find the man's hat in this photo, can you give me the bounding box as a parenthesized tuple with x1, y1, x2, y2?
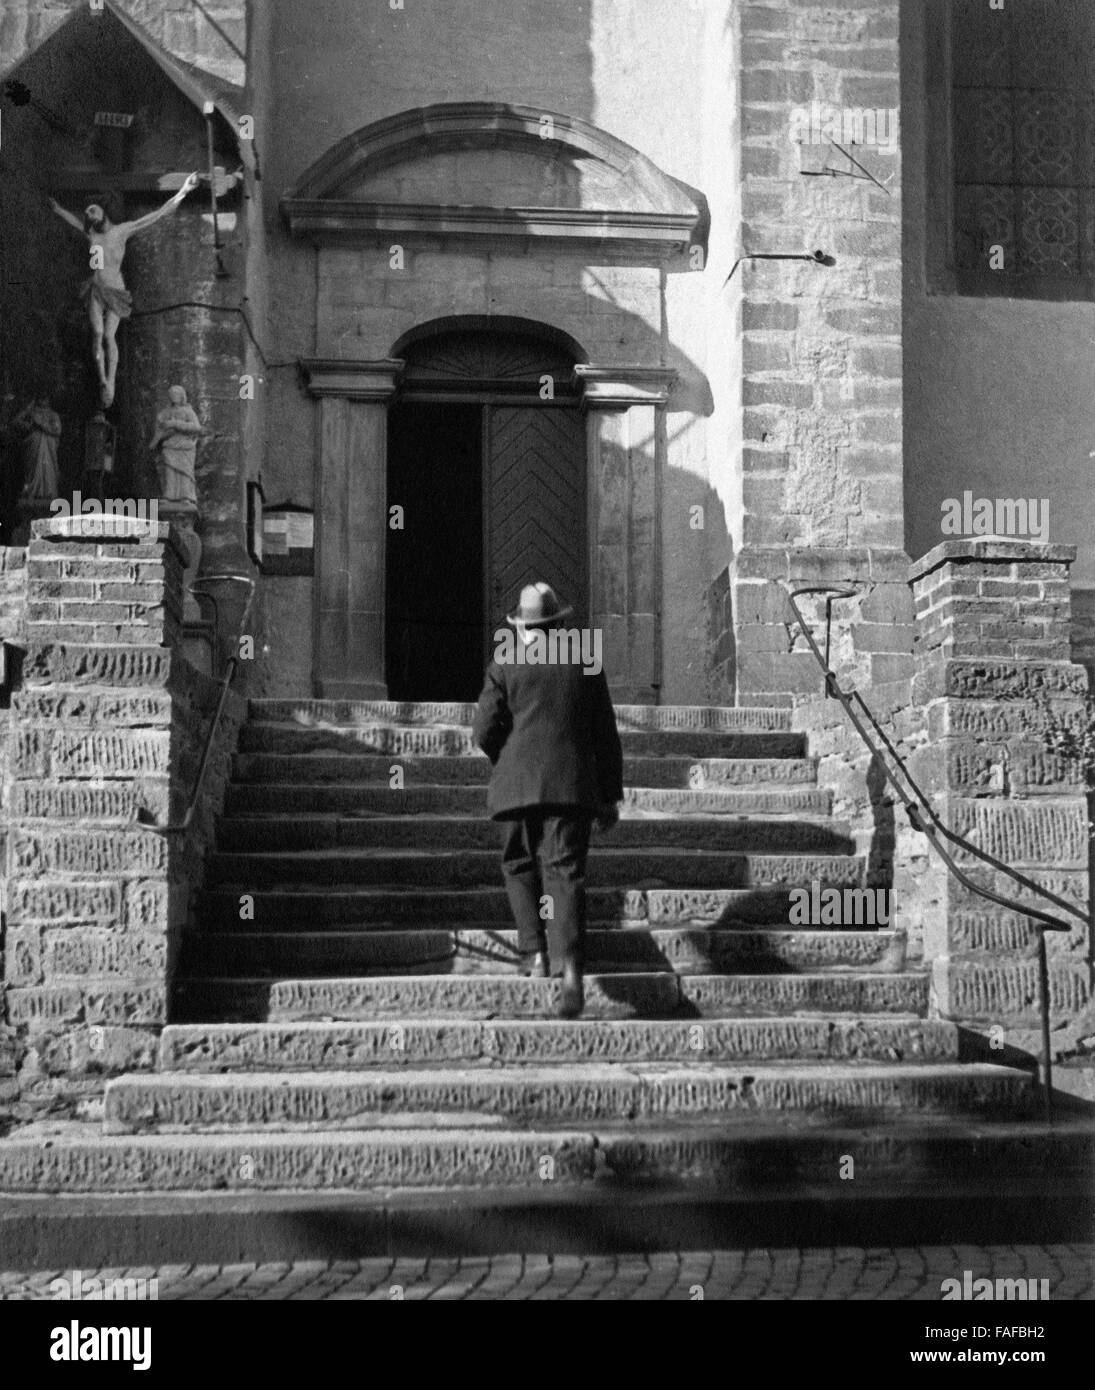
(506, 581, 573, 627)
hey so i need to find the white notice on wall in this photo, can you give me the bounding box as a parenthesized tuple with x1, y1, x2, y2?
(285, 513, 314, 549)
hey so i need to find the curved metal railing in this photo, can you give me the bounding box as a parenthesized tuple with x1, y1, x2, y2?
(147, 574, 255, 835)
(786, 585, 1079, 1122)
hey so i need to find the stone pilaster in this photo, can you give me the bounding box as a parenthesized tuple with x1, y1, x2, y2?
(303, 358, 403, 700)
(731, 0, 906, 706)
(576, 366, 675, 705)
(909, 540, 1092, 1049)
(3, 519, 187, 1111)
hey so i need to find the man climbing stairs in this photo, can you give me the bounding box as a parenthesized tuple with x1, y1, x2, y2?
(1, 700, 1090, 1252)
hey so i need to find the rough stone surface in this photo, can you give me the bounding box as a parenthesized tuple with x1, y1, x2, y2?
(102, 1063, 1030, 1132)
(159, 1017, 959, 1071)
(906, 543, 1093, 1041)
(0, 1130, 597, 1193)
(1, 528, 244, 1120)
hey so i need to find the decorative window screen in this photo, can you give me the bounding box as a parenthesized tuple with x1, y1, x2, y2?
(950, 0, 1095, 298)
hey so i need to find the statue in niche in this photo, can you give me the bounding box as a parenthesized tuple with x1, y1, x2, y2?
(11, 397, 61, 499)
(150, 385, 204, 507)
(48, 173, 200, 409)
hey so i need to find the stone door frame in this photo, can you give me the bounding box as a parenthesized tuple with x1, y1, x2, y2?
(303, 355, 675, 703)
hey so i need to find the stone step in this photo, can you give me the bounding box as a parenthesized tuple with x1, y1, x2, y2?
(0, 1127, 597, 1193)
(231, 754, 819, 789)
(213, 815, 855, 855)
(594, 1119, 1093, 1190)
(205, 849, 867, 890)
(160, 1016, 958, 1071)
(238, 723, 807, 760)
(5, 1116, 1088, 1196)
(248, 970, 931, 1021)
(103, 1063, 1032, 1133)
(179, 928, 907, 977)
(250, 700, 793, 733)
(197, 885, 814, 930)
(224, 783, 832, 817)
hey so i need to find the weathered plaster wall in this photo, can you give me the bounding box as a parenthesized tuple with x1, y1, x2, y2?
(901, 1, 1095, 593)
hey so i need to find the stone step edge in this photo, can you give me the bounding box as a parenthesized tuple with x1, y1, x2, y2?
(108, 1061, 1026, 1090)
(158, 1014, 954, 1069)
(225, 780, 825, 792)
(2, 1117, 1090, 1197)
(230, 755, 820, 775)
(179, 968, 929, 986)
(102, 1065, 1032, 1130)
(215, 812, 846, 827)
(186, 927, 906, 942)
(248, 701, 794, 732)
(205, 849, 868, 863)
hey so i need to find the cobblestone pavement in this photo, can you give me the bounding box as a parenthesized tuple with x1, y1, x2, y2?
(1, 1247, 1092, 1300)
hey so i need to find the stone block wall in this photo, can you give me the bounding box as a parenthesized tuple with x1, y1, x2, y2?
(0, 520, 242, 1123)
(729, 0, 907, 707)
(906, 541, 1093, 1058)
(0, 547, 28, 1112)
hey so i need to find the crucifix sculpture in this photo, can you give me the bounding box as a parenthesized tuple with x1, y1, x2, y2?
(48, 173, 200, 408)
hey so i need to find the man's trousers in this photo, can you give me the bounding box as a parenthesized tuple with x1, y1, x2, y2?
(498, 809, 592, 973)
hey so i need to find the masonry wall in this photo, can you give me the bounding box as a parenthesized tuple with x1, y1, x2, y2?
(726, 0, 911, 709)
(0, 522, 243, 1123)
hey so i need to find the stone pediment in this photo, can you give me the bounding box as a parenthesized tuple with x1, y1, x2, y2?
(281, 103, 705, 257)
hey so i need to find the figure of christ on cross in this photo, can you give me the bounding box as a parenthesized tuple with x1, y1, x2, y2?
(48, 173, 200, 408)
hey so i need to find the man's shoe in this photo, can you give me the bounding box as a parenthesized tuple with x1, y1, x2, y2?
(520, 951, 548, 978)
(558, 951, 584, 1019)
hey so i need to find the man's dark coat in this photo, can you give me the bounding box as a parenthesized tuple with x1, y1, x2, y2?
(473, 658, 624, 818)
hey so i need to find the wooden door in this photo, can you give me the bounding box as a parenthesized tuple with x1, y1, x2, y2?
(484, 405, 588, 634)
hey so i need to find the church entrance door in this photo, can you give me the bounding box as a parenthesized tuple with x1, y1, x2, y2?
(385, 327, 587, 702)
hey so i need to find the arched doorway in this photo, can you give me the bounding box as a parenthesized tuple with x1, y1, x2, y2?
(385, 323, 588, 702)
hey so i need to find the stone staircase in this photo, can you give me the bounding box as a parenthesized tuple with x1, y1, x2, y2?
(3, 699, 1091, 1243)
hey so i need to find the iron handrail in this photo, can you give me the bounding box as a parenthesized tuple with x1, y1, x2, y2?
(786, 585, 1076, 1121)
(147, 574, 255, 835)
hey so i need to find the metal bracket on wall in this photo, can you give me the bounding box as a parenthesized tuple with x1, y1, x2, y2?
(723, 248, 835, 286)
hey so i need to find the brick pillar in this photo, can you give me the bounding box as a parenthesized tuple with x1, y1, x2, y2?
(909, 540, 1092, 1052)
(3, 519, 186, 1109)
(730, 0, 909, 705)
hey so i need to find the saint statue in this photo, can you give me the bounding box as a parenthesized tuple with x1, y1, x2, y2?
(150, 385, 204, 506)
(12, 397, 61, 499)
(48, 174, 200, 408)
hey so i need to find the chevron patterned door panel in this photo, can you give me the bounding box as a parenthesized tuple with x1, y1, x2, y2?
(485, 406, 588, 628)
